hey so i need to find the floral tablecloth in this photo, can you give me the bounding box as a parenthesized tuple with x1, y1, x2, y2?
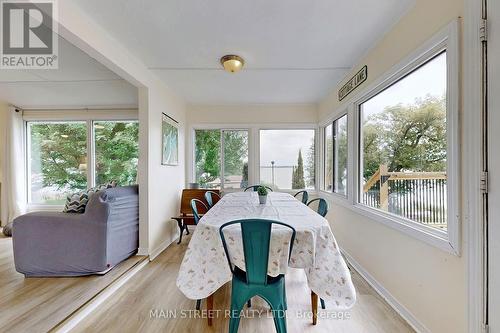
(176, 192, 356, 309)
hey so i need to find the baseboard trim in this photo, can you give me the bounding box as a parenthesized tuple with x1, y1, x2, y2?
(137, 247, 149, 256)
(341, 249, 430, 333)
(149, 235, 176, 261)
(52, 257, 149, 333)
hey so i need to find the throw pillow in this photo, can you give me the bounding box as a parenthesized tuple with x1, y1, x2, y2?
(2, 222, 13, 237)
(63, 181, 117, 213)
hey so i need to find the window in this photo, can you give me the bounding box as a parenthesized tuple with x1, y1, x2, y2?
(259, 129, 315, 190)
(194, 129, 248, 189)
(28, 122, 87, 204)
(323, 115, 348, 196)
(359, 52, 448, 230)
(94, 121, 139, 185)
(27, 119, 139, 205)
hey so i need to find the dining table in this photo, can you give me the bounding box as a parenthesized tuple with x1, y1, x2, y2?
(176, 191, 356, 325)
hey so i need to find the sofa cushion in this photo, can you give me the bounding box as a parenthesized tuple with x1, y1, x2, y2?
(63, 181, 116, 213)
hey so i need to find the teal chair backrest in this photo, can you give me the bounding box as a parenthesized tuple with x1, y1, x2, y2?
(191, 199, 208, 224)
(244, 185, 274, 192)
(204, 191, 221, 208)
(219, 219, 296, 285)
(307, 198, 329, 217)
(294, 190, 309, 204)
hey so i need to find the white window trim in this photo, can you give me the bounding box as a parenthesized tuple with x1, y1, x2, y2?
(320, 111, 350, 201)
(24, 109, 139, 210)
(190, 126, 250, 190)
(188, 123, 319, 194)
(320, 20, 461, 255)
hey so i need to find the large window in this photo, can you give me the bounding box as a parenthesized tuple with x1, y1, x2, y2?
(259, 129, 315, 190)
(27, 119, 139, 205)
(323, 115, 348, 196)
(359, 52, 448, 230)
(194, 129, 248, 189)
(28, 122, 88, 204)
(94, 121, 139, 185)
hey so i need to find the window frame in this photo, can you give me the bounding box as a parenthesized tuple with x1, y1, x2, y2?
(192, 127, 250, 190)
(188, 123, 318, 194)
(24, 109, 138, 209)
(258, 128, 317, 191)
(321, 112, 349, 199)
(320, 20, 460, 255)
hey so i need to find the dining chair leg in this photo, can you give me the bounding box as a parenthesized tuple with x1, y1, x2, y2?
(247, 298, 251, 308)
(196, 299, 201, 311)
(311, 291, 318, 325)
(207, 294, 214, 326)
(176, 220, 184, 244)
(229, 296, 246, 333)
(320, 298, 326, 309)
(283, 283, 288, 310)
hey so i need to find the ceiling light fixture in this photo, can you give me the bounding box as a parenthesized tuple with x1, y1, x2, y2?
(220, 55, 244, 73)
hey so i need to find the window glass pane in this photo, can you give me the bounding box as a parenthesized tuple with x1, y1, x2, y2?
(260, 129, 315, 190)
(334, 115, 348, 195)
(195, 129, 221, 188)
(360, 52, 447, 230)
(94, 121, 139, 185)
(324, 124, 333, 191)
(28, 122, 87, 204)
(223, 130, 249, 189)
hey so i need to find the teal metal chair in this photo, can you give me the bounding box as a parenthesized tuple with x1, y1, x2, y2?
(293, 190, 309, 204)
(244, 185, 273, 192)
(307, 198, 329, 218)
(191, 199, 208, 225)
(204, 191, 221, 208)
(219, 219, 296, 333)
(307, 198, 328, 309)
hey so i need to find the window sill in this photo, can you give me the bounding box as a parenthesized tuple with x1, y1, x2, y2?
(320, 192, 460, 256)
(319, 189, 348, 202)
(26, 204, 64, 213)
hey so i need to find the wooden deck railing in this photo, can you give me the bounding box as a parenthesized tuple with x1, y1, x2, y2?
(363, 165, 447, 226)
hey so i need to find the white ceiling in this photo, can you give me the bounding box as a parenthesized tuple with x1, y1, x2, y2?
(0, 37, 138, 109)
(72, 0, 415, 104)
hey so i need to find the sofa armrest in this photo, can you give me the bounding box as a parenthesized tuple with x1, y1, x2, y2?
(12, 212, 108, 276)
(99, 185, 139, 265)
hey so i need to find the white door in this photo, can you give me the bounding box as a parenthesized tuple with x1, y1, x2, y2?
(489, 0, 500, 331)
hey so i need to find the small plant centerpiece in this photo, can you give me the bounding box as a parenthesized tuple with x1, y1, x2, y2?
(257, 186, 268, 204)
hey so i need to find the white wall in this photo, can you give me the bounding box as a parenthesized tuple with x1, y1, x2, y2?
(60, 1, 187, 256)
(0, 101, 7, 225)
(187, 104, 318, 125)
(186, 104, 318, 188)
(145, 86, 186, 258)
(318, 1, 466, 332)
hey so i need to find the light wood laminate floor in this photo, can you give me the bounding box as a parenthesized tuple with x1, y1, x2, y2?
(0, 231, 146, 333)
(72, 233, 415, 333)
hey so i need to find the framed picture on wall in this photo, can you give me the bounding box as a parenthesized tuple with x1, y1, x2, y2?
(161, 113, 179, 165)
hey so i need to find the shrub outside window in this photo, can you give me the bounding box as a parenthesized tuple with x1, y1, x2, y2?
(194, 129, 248, 189)
(27, 120, 139, 205)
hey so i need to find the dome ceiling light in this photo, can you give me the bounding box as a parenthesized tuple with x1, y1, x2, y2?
(220, 55, 244, 73)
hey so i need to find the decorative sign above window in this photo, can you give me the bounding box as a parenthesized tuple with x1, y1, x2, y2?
(338, 65, 368, 101)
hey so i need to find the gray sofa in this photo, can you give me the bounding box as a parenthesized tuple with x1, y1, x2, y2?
(12, 185, 139, 277)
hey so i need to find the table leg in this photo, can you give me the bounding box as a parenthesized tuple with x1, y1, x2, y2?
(207, 294, 214, 326)
(311, 291, 318, 325)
